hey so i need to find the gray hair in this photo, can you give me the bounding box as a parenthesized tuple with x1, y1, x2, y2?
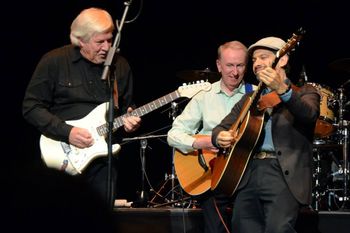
(70, 8, 115, 46)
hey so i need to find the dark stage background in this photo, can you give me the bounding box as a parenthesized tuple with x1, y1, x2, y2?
(5, 0, 350, 203)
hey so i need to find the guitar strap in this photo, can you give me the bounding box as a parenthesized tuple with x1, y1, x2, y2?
(257, 84, 300, 111)
(113, 79, 119, 109)
(257, 91, 281, 111)
(245, 83, 253, 93)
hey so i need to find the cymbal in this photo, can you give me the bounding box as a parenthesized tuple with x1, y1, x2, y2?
(328, 58, 350, 74)
(176, 69, 221, 82)
(313, 143, 342, 149)
(328, 58, 350, 87)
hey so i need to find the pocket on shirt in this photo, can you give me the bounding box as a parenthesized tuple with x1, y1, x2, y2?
(58, 77, 83, 88)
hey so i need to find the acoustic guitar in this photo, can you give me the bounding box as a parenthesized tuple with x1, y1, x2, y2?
(174, 135, 216, 196)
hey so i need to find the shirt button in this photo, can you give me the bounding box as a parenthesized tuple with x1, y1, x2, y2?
(284, 170, 289, 175)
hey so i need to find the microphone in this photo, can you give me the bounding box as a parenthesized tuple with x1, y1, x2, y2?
(341, 79, 350, 87)
(328, 168, 343, 178)
(297, 65, 308, 87)
(300, 65, 308, 82)
(101, 47, 118, 80)
(345, 101, 350, 108)
(169, 102, 178, 120)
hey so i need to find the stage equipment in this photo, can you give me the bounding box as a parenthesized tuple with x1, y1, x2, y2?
(177, 68, 221, 83)
(123, 134, 167, 207)
(311, 76, 350, 211)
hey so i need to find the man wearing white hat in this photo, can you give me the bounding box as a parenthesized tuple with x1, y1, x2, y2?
(212, 36, 320, 233)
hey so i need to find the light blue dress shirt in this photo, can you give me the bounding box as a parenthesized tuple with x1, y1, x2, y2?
(167, 80, 255, 154)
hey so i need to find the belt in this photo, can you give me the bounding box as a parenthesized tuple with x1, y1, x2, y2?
(253, 151, 277, 159)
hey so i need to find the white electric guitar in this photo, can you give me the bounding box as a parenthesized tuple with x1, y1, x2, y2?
(40, 81, 212, 175)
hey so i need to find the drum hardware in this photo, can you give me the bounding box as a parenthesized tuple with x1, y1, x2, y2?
(150, 195, 194, 208)
(311, 81, 350, 211)
(148, 102, 193, 208)
(122, 133, 168, 207)
(176, 67, 221, 83)
(327, 190, 345, 210)
(334, 86, 350, 210)
(167, 102, 180, 205)
(313, 59, 350, 210)
(311, 145, 345, 211)
(312, 147, 326, 211)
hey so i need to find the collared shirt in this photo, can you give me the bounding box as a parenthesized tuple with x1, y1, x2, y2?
(22, 44, 135, 142)
(167, 80, 254, 153)
(258, 87, 292, 152)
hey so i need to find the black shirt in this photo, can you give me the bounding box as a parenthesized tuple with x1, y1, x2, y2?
(23, 44, 135, 142)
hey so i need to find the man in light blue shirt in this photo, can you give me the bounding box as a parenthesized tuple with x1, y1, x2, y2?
(168, 41, 255, 233)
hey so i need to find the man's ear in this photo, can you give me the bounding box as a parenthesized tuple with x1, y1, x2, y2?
(278, 54, 289, 68)
(78, 38, 84, 47)
(216, 59, 222, 73)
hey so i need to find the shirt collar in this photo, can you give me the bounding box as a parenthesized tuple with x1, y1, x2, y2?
(214, 80, 247, 95)
(70, 45, 84, 63)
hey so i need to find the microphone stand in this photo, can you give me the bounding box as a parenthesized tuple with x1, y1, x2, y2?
(169, 102, 178, 205)
(138, 138, 148, 207)
(100, 1, 133, 210)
